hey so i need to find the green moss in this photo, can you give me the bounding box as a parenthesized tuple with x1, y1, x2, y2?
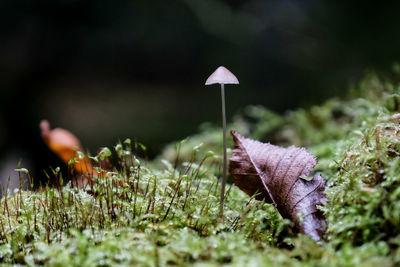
(0, 142, 289, 265)
(2, 73, 400, 265)
(324, 115, 400, 245)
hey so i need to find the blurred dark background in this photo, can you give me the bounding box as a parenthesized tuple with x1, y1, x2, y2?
(1, 0, 400, 182)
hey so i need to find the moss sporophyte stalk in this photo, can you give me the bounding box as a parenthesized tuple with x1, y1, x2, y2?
(1, 73, 400, 265)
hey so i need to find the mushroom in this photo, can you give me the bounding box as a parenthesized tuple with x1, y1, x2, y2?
(205, 66, 239, 215)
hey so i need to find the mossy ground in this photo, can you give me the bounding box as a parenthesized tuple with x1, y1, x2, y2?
(1, 73, 400, 266)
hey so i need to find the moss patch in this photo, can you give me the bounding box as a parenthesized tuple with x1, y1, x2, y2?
(1, 73, 400, 265)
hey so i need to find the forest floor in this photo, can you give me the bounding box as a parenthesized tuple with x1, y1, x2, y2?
(1, 73, 400, 266)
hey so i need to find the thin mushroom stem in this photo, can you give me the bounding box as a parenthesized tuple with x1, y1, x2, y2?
(220, 83, 227, 216)
(205, 66, 238, 216)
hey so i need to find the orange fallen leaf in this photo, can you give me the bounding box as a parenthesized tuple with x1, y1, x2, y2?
(40, 120, 97, 186)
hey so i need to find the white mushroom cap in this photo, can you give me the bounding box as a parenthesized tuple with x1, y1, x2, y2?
(205, 66, 239, 85)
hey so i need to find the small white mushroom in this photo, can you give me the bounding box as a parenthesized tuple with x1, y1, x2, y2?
(205, 66, 239, 216)
(205, 66, 239, 85)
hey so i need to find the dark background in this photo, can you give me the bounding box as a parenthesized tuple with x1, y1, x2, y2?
(1, 0, 400, 181)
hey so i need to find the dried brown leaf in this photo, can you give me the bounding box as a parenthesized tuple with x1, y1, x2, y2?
(229, 131, 327, 241)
